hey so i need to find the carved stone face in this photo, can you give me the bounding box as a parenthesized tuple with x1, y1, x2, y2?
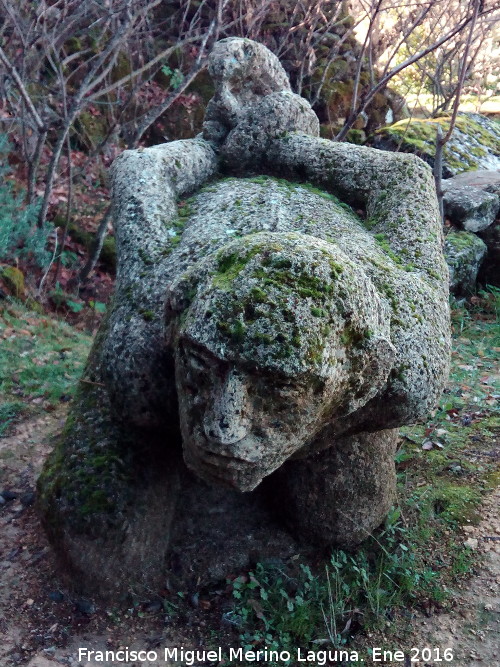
(175, 339, 340, 492)
(168, 233, 395, 492)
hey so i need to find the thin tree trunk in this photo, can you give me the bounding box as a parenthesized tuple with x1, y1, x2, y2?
(77, 205, 113, 285)
(340, 0, 384, 142)
(27, 129, 47, 206)
(0, 45, 45, 132)
(37, 119, 73, 228)
(434, 125, 444, 222)
(434, 0, 481, 220)
(36, 2, 142, 227)
(53, 134, 73, 286)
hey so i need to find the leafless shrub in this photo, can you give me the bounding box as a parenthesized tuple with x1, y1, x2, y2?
(1, 0, 498, 280)
(336, 0, 499, 140)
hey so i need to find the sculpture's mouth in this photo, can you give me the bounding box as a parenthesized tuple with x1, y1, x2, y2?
(187, 448, 265, 492)
(182, 430, 269, 492)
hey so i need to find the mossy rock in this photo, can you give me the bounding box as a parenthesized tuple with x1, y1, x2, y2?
(314, 76, 406, 134)
(37, 385, 136, 537)
(345, 128, 366, 145)
(62, 220, 116, 272)
(74, 111, 109, 151)
(0, 265, 25, 299)
(444, 230, 487, 295)
(372, 113, 500, 177)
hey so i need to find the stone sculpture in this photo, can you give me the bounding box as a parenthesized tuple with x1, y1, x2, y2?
(37, 38, 451, 597)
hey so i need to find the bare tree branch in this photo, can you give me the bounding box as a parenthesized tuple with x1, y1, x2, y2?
(0, 46, 46, 131)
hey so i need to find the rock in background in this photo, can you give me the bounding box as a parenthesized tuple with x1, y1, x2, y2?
(372, 112, 499, 292)
(442, 182, 499, 233)
(442, 170, 500, 288)
(442, 171, 500, 292)
(444, 231, 488, 295)
(371, 113, 500, 177)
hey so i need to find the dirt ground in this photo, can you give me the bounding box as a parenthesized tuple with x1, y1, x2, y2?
(1, 412, 499, 667)
(408, 485, 500, 666)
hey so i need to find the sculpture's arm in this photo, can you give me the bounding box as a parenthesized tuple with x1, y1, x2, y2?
(268, 134, 448, 291)
(268, 134, 450, 428)
(112, 138, 218, 292)
(95, 139, 219, 427)
(35, 141, 218, 592)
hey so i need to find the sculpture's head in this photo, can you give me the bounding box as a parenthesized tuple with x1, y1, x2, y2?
(206, 37, 291, 127)
(166, 233, 395, 491)
(203, 37, 293, 144)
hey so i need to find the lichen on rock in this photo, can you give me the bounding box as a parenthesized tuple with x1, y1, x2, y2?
(372, 113, 500, 177)
(443, 182, 499, 233)
(444, 230, 488, 295)
(441, 170, 500, 289)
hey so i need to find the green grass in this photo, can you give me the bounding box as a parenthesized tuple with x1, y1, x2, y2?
(0, 299, 91, 435)
(228, 297, 500, 663)
(228, 510, 443, 658)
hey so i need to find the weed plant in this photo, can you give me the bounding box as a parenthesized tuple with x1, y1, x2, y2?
(229, 510, 444, 658)
(0, 135, 51, 268)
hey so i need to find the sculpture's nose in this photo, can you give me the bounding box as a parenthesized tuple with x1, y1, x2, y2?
(203, 370, 252, 446)
(217, 82, 239, 124)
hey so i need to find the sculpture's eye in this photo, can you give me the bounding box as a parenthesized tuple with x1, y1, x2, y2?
(177, 345, 213, 394)
(187, 352, 210, 373)
(183, 354, 212, 393)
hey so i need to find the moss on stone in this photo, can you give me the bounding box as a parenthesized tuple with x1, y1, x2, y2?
(37, 383, 136, 537)
(340, 323, 373, 348)
(63, 220, 116, 271)
(213, 246, 263, 289)
(138, 247, 153, 265)
(445, 230, 481, 251)
(374, 113, 500, 175)
(345, 128, 366, 145)
(139, 309, 155, 321)
(217, 318, 246, 342)
(444, 230, 487, 294)
(0, 265, 25, 298)
(373, 233, 402, 265)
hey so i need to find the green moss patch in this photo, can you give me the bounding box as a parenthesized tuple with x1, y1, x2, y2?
(211, 240, 346, 363)
(0, 265, 25, 298)
(375, 113, 500, 175)
(37, 383, 135, 536)
(213, 246, 263, 289)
